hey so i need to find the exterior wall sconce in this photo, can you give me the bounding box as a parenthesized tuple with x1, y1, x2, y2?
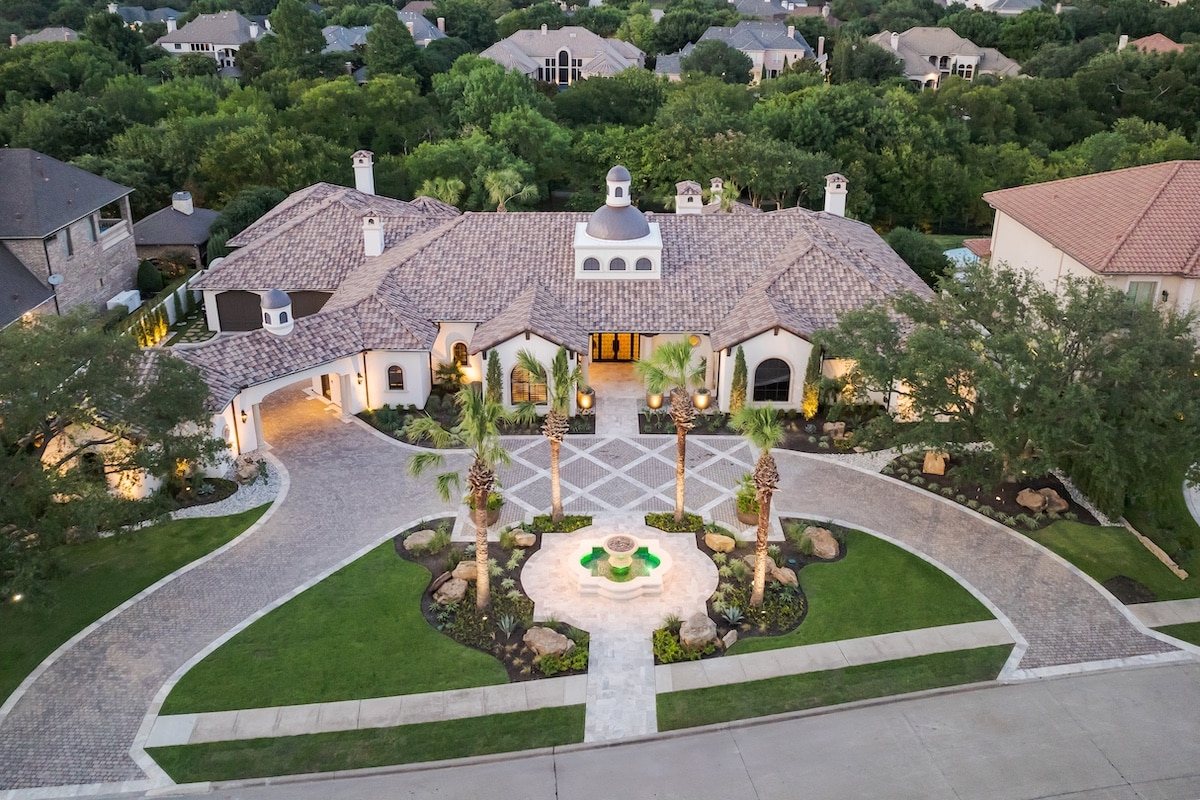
(357, 372, 364, 385)
(688, 334, 701, 347)
(693, 389, 711, 410)
(1161, 290, 1169, 302)
(240, 409, 248, 424)
(647, 392, 663, 409)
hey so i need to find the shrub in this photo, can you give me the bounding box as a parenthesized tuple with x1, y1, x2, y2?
(652, 627, 714, 663)
(137, 259, 165, 295)
(499, 528, 518, 549)
(539, 640, 588, 676)
(735, 473, 759, 515)
(729, 346, 747, 415)
(645, 512, 703, 532)
(408, 528, 450, 556)
(528, 514, 592, 533)
(662, 614, 682, 633)
(721, 606, 744, 625)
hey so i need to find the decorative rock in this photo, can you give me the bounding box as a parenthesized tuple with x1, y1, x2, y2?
(722, 630, 739, 649)
(403, 529, 437, 551)
(452, 561, 477, 581)
(822, 421, 847, 440)
(1039, 488, 1069, 515)
(922, 451, 948, 476)
(234, 460, 260, 484)
(523, 626, 574, 657)
(433, 577, 467, 604)
(773, 565, 798, 586)
(429, 571, 452, 594)
(1016, 488, 1045, 512)
(680, 612, 717, 648)
(805, 526, 839, 559)
(705, 532, 736, 553)
(512, 530, 536, 547)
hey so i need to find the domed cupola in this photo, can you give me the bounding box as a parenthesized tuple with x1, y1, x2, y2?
(575, 166, 662, 280)
(261, 288, 293, 336)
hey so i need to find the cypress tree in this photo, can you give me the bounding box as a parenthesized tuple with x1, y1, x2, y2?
(730, 345, 747, 414)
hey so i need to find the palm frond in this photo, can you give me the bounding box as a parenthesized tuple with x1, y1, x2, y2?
(408, 450, 445, 478)
(434, 471, 461, 502)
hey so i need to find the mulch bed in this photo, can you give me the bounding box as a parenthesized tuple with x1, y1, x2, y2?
(639, 409, 874, 455)
(1102, 575, 1157, 604)
(171, 477, 239, 510)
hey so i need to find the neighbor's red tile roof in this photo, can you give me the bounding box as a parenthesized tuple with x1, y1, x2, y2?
(982, 161, 1200, 276)
(963, 238, 991, 258)
(1131, 33, 1186, 54)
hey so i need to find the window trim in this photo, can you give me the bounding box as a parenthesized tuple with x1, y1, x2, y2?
(752, 357, 792, 403)
(387, 365, 405, 390)
(451, 341, 469, 366)
(511, 366, 547, 405)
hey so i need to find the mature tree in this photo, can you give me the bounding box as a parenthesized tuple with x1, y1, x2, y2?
(485, 349, 503, 404)
(516, 347, 582, 522)
(729, 345, 747, 415)
(938, 6, 1002, 48)
(483, 167, 537, 211)
(572, 5, 626, 37)
(552, 69, 668, 128)
(432, 54, 548, 131)
(425, 0, 498, 51)
(883, 227, 951, 288)
(408, 385, 511, 609)
(634, 341, 706, 523)
(815, 262, 1200, 517)
(262, 0, 327, 76)
(1, 313, 224, 598)
(731, 405, 783, 607)
(420, 36, 473, 75)
(829, 37, 904, 83)
(0, 41, 129, 104)
(365, 7, 423, 80)
(680, 39, 753, 84)
(197, 124, 350, 202)
(82, 11, 149, 69)
(206, 184, 287, 259)
(998, 9, 1065, 61)
(655, 74, 754, 139)
(417, 175, 467, 206)
(497, 2, 566, 38)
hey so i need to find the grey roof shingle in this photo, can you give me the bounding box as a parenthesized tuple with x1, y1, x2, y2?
(868, 27, 1020, 79)
(16, 27, 78, 44)
(0, 242, 54, 328)
(134, 205, 221, 246)
(699, 21, 814, 58)
(156, 11, 263, 46)
(322, 25, 370, 52)
(480, 26, 643, 75)
(0, 149, 131, 238)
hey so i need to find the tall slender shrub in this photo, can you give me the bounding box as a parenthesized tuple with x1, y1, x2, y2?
(730, 346, 747, 414)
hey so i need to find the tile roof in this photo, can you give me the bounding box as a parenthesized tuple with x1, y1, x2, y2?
(156, 12, 264, 46)
(322, 24, 369, 52)
(113, 5, 181, 25)
(963, 237, 991, 258)
(0, 242, 54, 328)
(1131, 33, 1186, 54)
(469, 285, 591, 354)
(699, 21, 814, 58)
(16, 27, 78, 44)
(868, 28, 1020, 79)
(480, 26, 643, 74)
(0, 149, 131, 238)
(134, 205, 220, 246)
(983, 161, 1200, 276)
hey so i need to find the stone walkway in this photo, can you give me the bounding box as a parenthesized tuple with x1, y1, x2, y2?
(0, 384, 1193, 797)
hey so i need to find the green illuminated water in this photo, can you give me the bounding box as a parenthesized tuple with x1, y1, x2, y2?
(580, 546, 661, 583)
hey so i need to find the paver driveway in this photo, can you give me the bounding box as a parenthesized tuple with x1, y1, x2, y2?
(0, 385, 1185, 795)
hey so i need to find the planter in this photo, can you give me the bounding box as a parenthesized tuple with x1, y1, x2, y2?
(736, 510, 760, 526)
(487, 508, 501, 526)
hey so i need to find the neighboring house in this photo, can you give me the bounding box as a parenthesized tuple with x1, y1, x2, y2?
(13, 27, 78, 45)
(179, 153, 929, 456)
(1126, 33, 1188, 54)
(155, 11, 267, 69)
(480, 26, 644, 86)
(0, 149, 137, 327)
(869, 27, 1020, 88)
(727, 0, 808, 17)
(963, 0, 1044, 15)
(982, 161, 1200, 312)
(322, 12, 445, 53)
(134, 191, 221, 267)
(106, 3, 181, 30)
(656, 21, 818, 82)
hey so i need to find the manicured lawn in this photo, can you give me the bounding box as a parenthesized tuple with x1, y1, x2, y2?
(1124, 463, 1199, 574)
(149, 705, 585, 783)
(1156, 622, 1200, 647)
(657, 645, 1011, 731)
(729, 529, 992, 656)
(927, 234, 968, 251)
(161, 542, 509, 714)
(1, 505, 270, 706)
(1027, 521, 1200, 601)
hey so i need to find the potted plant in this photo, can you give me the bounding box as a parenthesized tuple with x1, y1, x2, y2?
(464, 490, 505, 525)
(692, 387, 711, 410)
(734, 473, 759, 526)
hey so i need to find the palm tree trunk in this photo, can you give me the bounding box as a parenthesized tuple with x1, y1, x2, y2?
(550, 438, 563, 522)
(474, 488, 490, 609)
(750, 494, 771, 606)
(675, 425, 687, 523)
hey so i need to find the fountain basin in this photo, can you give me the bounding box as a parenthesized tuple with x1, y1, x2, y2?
(574, 534, 672, 600)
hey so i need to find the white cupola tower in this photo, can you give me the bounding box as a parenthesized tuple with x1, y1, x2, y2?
(824, 173, 848, 217)
(574, 166, 662, 280)
(261, 289, 293, 336)
(606, 165, 632, 207)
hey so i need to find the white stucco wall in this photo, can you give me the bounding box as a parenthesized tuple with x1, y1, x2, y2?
(432, 322, 481, 385)
(363, 350, 431, 411)
(483, 334, 577, 411)
(715, 330, 811, 412)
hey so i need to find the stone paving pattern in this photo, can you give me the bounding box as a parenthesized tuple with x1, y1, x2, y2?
(0, 382, 1184, 793)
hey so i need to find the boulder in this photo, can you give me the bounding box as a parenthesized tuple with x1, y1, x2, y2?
(804, 526, 839, 559)
(523, 627, 574, 657)
(1039, 488, 1069, 515)
(1016, 488, 1045, 513)
(234, 459, 260, 484)
(433, 577, 467, 604)
(403, 529, 437, 551)
(822, 421, 847, 440)
(452, 561, 477, 581)
(922, 451, 948, 476)
(705, 532, 736, 553)
(429, 571, 452, 594)
(722, 630, 739, 649)
(512, 530, 537, 547)
(773, 565, 798, 586)
(680, 612, 717, 648)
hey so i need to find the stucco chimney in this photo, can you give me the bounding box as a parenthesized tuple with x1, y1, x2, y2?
(817, 35, 825, 58)
(406, 21, 414, 36)
(166, 17, 176, 31)
(248, 21, 259, 39)
(437, 16, 445, 32)
(171, 191, 194, 215)
(363, 212, 384, 257)
(787, 24, 795, 38)
(541, 23, 548, 34)
(352, 150, 375, 196)
(1118, 34, 1129, 50)
(9, 33, 17, 47)
(107, 2, 118, 13)
(823, 173, 848, 217)
(890, 31, 900, 52)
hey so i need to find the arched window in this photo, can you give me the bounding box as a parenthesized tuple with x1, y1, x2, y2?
(753, 358, 791, 402)
(263, 312, 270, 323)
(583, 257, 600, 271)
(452, 342, 468, 366)
(387, 365, 405, 390)
(511, 367, 547, 404)
(609, 257, 626, 271)
(279, 311, 288, 323)
(615, 187, 623, 198)
(635, 257, 652, 271)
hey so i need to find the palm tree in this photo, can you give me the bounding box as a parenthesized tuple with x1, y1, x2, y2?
(484, 168, 537, 212)
(516, 346, 582, 523)
(407, 385, 510, 609)
(731, 404, 783, 606)
(634, 340, 706, 523)
(417, 176, 466, 207)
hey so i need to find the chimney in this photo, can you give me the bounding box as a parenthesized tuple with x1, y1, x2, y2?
(166, 17, 176, 32)
(437, 16, 445, 32)
(541, 23, 548, 34)
(890, 31, 900, 52)
(787, 24, 795, 38)
(171, 191, 194, 215)
(823, 173, 848, 217)
(817, 35, 825, 58)
(352, 150, 375, 195)
(1118, 34, 1129, 50)
(249, 21, 259, 39)
(107, 2, 118, 13)
(821, 4, 830, 18)
(362, 213, 384, 257)
(9, 33, 17, 47)
(406, 21, 414, 36)
(1054, 1, 1062, 11)
(344, 60, 353, 75)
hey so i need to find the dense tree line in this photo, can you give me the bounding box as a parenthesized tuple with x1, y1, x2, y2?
(0, 0, 1197, 234)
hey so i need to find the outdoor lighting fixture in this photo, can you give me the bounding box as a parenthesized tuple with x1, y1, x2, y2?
(647, 392, 664, 409)
(693, 390, 711, 410)
(357, 372, 364, 385)
(578, 389, 594, 410)
(688, 334, 701, 347)
(240, 409, 248, 424)
(11, 594, 23, 603)
(1162, 290, 1169, 302)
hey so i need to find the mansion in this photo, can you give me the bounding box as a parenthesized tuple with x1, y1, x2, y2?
(180, 156, 931, 456)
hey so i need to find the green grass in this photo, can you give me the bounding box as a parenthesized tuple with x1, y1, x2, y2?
(1027, 521, 1200, 601)
(1124, 463, 1199, 573)
(658, 645, 1011, 731)
(1, 505, 269, 706)
(161, 542, 509, 714)
(149, 705, 585, 783)
(926, 234, 969, 251)
(729, 529, 992, 656)
(1156, 622, 1200, 646)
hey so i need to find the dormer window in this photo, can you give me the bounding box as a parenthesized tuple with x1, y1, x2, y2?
(636, 258, 652, 271)
(584, 257, 600, 271)
(610, 257, 626, 271)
